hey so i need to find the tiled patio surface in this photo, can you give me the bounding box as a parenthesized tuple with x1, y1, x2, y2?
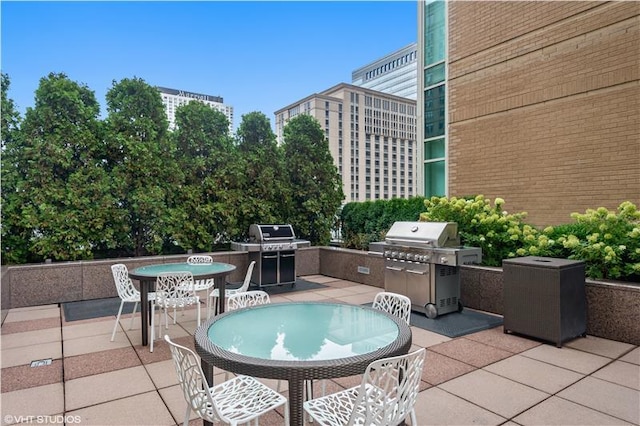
(1, 275, 639, 426)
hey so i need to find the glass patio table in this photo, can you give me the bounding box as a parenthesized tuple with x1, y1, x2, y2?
(129, 261, 236, 346)
(194, 301, 413, 426)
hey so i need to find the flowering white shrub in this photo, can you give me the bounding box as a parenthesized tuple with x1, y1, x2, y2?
(420, 196, 639, 281)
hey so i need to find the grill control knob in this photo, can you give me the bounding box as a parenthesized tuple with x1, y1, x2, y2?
(440, 256, 448, 264)
(384, 250, 391, 257)
(406, 253, 414, 261)
(391, 252, 398, 258)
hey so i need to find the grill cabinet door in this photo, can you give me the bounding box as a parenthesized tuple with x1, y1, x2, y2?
(279, 250, 296, 283)
(406, 264, 430, 308)
(384, 261, 407, 296)
(260, 252, 278, 285)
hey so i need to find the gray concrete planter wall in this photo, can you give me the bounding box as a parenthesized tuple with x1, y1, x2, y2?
(2, 247, 638, 345)
(460, 264, 640, 346)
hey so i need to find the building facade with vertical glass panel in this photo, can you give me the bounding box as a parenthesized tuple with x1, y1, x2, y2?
(352, 43, 418, 100)
(275, 83, 417, 203)
(417, 1, 639, 226)
(157, 86, 234, 134)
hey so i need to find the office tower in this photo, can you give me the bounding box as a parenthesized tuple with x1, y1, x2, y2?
(352, 43, 418, 100)
(157, 86, 234, 134)
(275, 83, 417, 202)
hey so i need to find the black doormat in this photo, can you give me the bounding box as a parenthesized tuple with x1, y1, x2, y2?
(248, 278, 327, 294)
(62, 297, 133, 322)
(410, 309, 503, 338)
(364, 303, 503, 338)
(62, 279, 328, 322)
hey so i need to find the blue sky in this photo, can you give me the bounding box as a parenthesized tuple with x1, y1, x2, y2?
(1, 1, 417, 132)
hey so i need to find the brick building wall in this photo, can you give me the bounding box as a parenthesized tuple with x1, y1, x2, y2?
(447, 1, 639, 226)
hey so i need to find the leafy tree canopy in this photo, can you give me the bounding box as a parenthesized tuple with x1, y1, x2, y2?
(282, 114, 344, 245)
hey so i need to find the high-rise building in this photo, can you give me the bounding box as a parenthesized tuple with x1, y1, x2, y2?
(352, 43, 418, 100)
(156, 86, 234, 134)
(275, 83, 417, 203)
(417, 1, 639, 226)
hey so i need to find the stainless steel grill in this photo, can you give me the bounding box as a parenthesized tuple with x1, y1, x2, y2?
(231, 224, 310, 287)
(379, 221, 482, 318)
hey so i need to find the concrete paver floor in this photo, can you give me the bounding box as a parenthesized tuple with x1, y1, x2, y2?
(1, 275, 638, 426)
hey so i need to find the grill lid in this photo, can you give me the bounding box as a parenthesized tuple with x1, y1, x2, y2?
(249, 224, 296, 242)
(385, 221, 460, 248)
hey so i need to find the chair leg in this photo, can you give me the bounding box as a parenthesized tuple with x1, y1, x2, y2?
(129, 301, 138, 330)
(283, 401, 290, 426)
(111, 301, 125, 342)
(160, 305, 166, 336)
(410, 409, 417, 425)
(196, 300, 201, 326)
(182, 402, 191, 426)
(150, 303, 155, 353)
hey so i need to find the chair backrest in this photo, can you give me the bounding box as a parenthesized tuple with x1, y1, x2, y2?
(372, 291, 412, 325)
(226, 290, 270, 311)
(156, 271, 196, 306)
(111, 264, 138, 301)
(236, 261, 256, 293)
(372, 291, 411, 324)
(164, 335, 224, 423)
(350, 348, 426, 425)
(187, 255, 213, 265)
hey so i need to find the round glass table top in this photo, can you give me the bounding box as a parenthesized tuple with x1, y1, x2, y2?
(130, 262, 235, 278)
(208, 302, 400, 361)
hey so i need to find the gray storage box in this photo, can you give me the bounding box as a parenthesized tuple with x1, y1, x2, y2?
(502, 256, 587, 347)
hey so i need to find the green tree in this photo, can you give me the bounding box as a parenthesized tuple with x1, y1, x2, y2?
(2, 72, 118, 261)
(235, 111, 290, 235)
(168, 101, 239, 250)
(281, 114, 344, 245)
(1, 72, 29, 263)
(1, 73, 20, 149)
(104, 77, 176, 256)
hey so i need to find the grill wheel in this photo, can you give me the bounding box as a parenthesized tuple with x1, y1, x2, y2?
(425, 303, 438, 319)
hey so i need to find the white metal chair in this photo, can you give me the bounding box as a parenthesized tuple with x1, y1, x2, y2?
(164, 335, 290, 426)
(226, 290, 271, 311)
(303, 348, 426, 426)
(178, 255, 216, 316)
(310, 291, 412, 405)
(150, 271, 200, 352)
(223, 290, 276, 384)
(110, 263, 155, 342)
(209, 260, 256, 318)
(372, 291, 412, 325)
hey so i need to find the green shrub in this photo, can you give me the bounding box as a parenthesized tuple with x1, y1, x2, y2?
(555, 202, 640, 280)
(340, 197, 426, 250)
(419, 195, 553, 267)
(420, 196, 639, 281)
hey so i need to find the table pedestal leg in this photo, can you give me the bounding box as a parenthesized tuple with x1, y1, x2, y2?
(215, 277, 226, 315)
(289, 379, 304, 426)
(140, 280, 150, 346)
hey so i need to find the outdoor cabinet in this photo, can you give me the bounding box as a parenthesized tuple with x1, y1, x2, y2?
(502, 256, 587, 347)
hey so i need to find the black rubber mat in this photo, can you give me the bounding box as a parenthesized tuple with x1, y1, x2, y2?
(62, 279, 327, 321)
(253, 279, 327, 294)
(409, 309, 503, 338)
(364, 303, 503, 338)
(62, 297, 134, 322)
